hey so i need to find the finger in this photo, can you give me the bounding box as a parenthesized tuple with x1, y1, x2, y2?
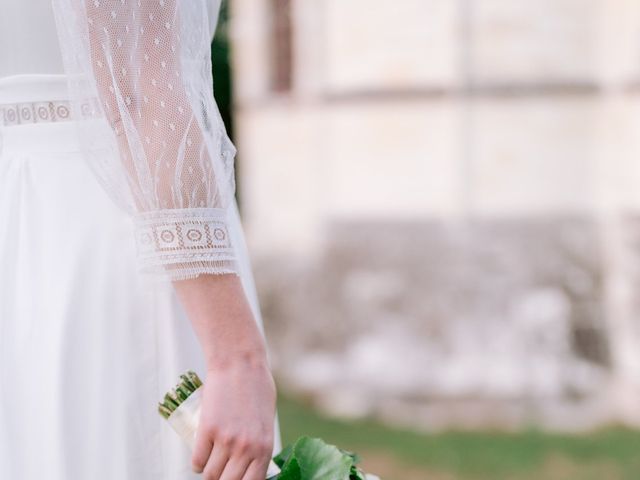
(219, 455, 251, 480)
(242, 458, 271, 480)
(202, 444, 231, 480)
(191, 431, 214, 473)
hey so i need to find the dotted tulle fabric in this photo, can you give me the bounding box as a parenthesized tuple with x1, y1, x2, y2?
(52, 0, 238, 280)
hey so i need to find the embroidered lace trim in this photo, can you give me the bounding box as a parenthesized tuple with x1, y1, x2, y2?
(134, 208, 238, 280)
(0, 99, 97, 126)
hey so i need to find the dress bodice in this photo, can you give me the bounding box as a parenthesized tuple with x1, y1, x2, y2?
(0, 0, 64, 76)
(1, 0, 236, 282)
(0, 0, 222, 78)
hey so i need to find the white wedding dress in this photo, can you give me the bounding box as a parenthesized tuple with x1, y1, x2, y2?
(0, 1, 281, 478)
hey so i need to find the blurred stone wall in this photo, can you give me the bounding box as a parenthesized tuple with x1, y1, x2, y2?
(230, 0, 640, 430)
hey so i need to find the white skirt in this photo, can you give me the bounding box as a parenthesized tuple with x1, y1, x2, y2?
(0, 75, 281, 479)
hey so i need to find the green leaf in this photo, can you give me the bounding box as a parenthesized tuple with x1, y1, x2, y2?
(273, 442, 294, 468)
(278, 455, 302, 480)
(340, 448, 361, 465)
(272, 436, 381, 480)
(293, 436, 354, 480)
(349, 465, 366, 480)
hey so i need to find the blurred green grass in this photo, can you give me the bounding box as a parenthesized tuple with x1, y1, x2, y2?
(277, 394, 640, 479)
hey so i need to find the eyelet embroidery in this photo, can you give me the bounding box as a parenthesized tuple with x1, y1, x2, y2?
(134, 208, 234, 268)
(0, 100, 95, 127)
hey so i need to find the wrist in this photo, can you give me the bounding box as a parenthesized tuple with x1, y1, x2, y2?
(205, 344, 269, 373)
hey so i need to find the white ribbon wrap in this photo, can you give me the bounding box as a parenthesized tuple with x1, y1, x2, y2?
(167, 387, 282, 478)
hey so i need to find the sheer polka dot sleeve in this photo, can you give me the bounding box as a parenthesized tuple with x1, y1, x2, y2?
(52, 0, 238, 281)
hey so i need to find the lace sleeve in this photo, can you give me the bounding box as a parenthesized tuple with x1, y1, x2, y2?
(52, 0, 238, 281)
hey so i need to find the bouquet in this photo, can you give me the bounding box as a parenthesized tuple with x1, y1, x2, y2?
(158, 371, 380, 480)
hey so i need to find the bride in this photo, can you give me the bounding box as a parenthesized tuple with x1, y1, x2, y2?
(0, 0, 281, 479)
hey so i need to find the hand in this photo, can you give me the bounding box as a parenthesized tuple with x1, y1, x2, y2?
(191, 354, 277, 480)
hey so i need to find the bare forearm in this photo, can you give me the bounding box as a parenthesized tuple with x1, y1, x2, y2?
(172, 274, 268, 369)
(172, 273, 276, 478)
